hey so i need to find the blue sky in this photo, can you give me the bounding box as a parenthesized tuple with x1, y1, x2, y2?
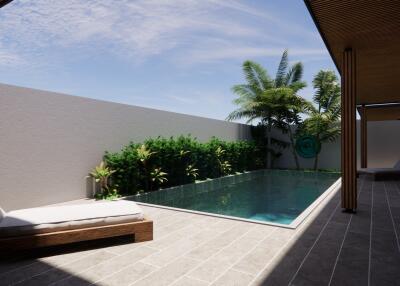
(0, 0, 337, 122)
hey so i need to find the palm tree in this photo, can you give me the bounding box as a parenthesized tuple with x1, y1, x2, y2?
(301, 70, 341, 170)
(272, 88, 314, 169)
(227, 50, 307, 169)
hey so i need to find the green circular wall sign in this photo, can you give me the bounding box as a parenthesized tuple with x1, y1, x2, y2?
(295, 135, 321, 158)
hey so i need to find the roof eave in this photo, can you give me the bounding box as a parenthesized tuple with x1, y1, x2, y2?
(0, 0, 13, 9)
(303, 0, 341, 74)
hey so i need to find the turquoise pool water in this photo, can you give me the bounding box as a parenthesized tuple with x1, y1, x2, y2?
(132, 170, 340, 225)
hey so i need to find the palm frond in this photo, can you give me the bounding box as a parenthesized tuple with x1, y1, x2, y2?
(243, 61, 269, 94)
(275, 50, 288, 87)
(286, 62, 304, 85)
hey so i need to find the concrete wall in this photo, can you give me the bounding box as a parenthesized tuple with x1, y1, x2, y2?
(272, 120, 400, 170)
(272, 128, 341, 170)
(0, 84, 251, 211)
(358, 120, 400, 168)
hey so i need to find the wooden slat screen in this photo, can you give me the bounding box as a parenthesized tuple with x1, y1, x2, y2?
(341, 48, 357, 211)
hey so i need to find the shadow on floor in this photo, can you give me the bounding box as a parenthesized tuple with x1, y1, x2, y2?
(255, 176, 400, 286)
(0, 235, 135, 285)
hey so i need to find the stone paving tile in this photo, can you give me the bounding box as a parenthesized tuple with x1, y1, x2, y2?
(60, 246, 157, 284)
(101, 238, 142, 255)
(146, 225, 203, 251)
(18, 251, 116, 286)
(142, 228, 217, 267)
(341, 230, 370, 250)
(348, 211, 371, 234)
(96, 262, 156, 286)
(130, 257, 201, 286)
(211, 269, 254, 286)
(0, 241, 117, 283)
(0, 246, 102, 285)
(251, 226, 325, 286)
(289, 240, 343, 286)
(186, 226, 275, 283)
(251, 248, 306, 286)
(370, 254, 400, 286)
(317, 221, 349, 245)
(0, 260, 54, 286)
(186, 223, 254, 261)
(330, 207, 352, 225)
(171, 276, 208, 286)
(0, 259, 36, 276)
(232, 237, 282, 275)
(12, 250, 115, 285)
(329, 246, 369, 286)
(188, 256, 232, 283)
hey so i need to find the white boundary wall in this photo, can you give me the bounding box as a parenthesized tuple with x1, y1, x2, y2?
(272, 128, 341, 170)
(274, 120, 400, 171)
(0, 84, 251, 210)
(357, 120, 400, 169)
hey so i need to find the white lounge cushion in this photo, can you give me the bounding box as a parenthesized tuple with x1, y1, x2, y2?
(358, 160, 400, 175)
(0, 200, 144, 237)
(358, 168, 400, 175)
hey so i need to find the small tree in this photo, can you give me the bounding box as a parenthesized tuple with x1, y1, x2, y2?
(301, 70, 341, 170)
(271, 88, 314, 169)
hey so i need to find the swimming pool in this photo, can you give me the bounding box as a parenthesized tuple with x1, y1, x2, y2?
(130, 170, 340, 227)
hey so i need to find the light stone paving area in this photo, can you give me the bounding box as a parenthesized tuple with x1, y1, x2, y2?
(1, 176, 400, 285)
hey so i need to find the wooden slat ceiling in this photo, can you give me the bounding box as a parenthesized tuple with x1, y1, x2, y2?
(357, 105, 400, 122)
(305, 0, 400, 105)
(0, 0, 13, 8)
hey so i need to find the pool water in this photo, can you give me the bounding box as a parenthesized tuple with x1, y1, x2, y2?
(132, 171, 340, 225)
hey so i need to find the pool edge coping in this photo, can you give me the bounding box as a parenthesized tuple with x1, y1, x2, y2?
(123, 176, 342, 229)
(289, 177, 341, 228)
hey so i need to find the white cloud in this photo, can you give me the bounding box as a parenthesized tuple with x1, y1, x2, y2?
(178, 42, 329, 65)
(167, 95, 197, 104)
(0, 50, 25, 67)
(0, 0, 322, 67)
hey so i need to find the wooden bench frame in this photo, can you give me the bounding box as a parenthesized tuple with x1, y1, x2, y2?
(0, 219, 153, 251)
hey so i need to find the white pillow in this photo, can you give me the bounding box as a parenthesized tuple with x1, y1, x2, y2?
(0, 207, 6, 222)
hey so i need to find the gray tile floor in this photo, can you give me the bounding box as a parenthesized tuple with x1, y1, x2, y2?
(1, 175, 399, 286)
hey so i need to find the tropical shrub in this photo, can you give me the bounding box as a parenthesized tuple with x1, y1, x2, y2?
(104, 136, 266, 194)
(88, 161, 119, 200)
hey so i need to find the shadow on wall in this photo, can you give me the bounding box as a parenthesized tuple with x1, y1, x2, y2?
(270, 127, 341, 170)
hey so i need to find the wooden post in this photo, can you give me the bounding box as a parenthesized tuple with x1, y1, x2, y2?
(341, 48, 357, 212)
(360, 105, 368, 168)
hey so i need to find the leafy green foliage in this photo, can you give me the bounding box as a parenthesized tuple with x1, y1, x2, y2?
(298, 70, 341, 170)
(227, 50, 309, 169)
(104, 136, 266, 194)
(150, 167, 168, 189)
(185, 164, 199, 180)
(94, 188, 119, 200)
(215, 146, 232, 176)
(88, 161, 119, 200)
(137, 144, 155, 163)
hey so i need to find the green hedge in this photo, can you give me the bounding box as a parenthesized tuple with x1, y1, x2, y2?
(104, 136, 267, 194)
